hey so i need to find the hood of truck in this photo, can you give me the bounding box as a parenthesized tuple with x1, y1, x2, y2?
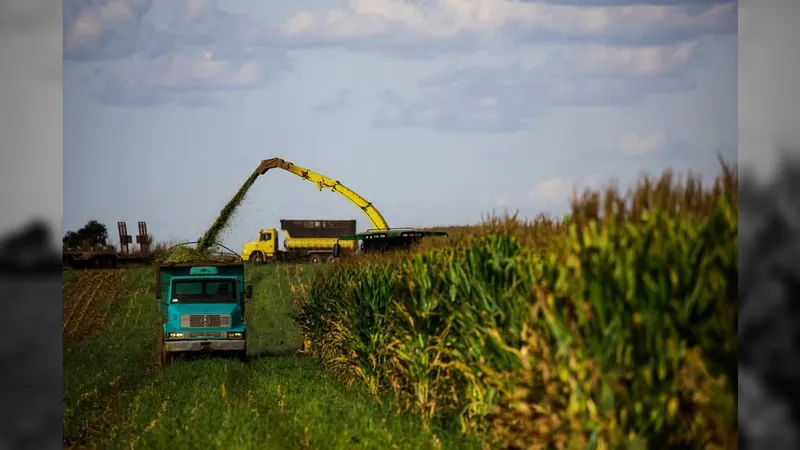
(167, 303, 243, 327)
(241, 242, 258, 258)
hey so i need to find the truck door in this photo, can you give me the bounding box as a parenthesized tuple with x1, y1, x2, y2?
(270, 232, 279, 253)
(259, 231, 276, 256)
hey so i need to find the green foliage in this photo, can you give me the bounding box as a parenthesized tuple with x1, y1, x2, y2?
(63, 220, 109, 249)
(293, 162, 738, 449)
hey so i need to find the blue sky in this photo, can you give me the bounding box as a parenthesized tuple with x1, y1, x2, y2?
(63, 0, 737, 250)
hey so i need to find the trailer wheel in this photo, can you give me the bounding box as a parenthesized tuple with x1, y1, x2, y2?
(310, 255, 321, 264)
(327, 255, 337, 263)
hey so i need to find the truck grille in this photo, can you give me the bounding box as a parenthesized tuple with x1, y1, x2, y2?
(180, 314, 230, 328)
(184, 332, 224, 338)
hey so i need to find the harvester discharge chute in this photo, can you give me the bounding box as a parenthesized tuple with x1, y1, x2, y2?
(252, 158, 447, 257)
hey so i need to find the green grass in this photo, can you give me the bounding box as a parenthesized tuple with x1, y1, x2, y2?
(62, 267, 78, 285)
(63, 264, 483, 450)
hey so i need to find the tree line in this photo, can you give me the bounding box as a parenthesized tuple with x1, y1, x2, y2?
(62, 220, 109, 250)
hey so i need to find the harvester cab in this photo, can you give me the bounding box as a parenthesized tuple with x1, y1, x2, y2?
(154, 243, 252, 365)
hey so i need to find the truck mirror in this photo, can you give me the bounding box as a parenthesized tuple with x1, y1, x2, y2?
(332, 243, 341, 258)
(245, 284, 253, 299)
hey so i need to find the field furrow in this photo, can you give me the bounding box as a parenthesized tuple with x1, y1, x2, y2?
(64, 270, 136, 342)
(62, 271, 100, 331)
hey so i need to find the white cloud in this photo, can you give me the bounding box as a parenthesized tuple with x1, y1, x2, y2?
(376, 40, 700, 132)
(63, 0, 727, 115)
(63, 0, 153, 60)
(180, 0, 217, 23)
(63, 0, 735, 64)
(277, 0, 736, 50)
(138, 52, 265, 90)
(530, 173, 607, 206)
(91, 48, 291, 107)
(618, 131, 669, 155)
(531, 177, 575, 203)
(563, 40, 699, 77)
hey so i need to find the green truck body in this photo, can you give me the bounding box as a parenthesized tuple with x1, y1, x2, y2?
(155, 260, 252, 364)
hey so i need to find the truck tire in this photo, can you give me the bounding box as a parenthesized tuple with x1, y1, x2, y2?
(250, 252, 264, 266)
(157, 328, 177, 365)
(310, 255, 321, 264)
(327, 255, 337, 263)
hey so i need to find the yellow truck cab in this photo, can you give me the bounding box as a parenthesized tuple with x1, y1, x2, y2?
(241, 219, 357, 265)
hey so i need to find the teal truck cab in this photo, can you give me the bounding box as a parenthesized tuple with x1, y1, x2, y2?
(155, 260, 253, 364)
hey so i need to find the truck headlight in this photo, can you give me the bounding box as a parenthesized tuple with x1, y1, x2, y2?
(227, 332, 243, 339)
(168, 332, 184, 339)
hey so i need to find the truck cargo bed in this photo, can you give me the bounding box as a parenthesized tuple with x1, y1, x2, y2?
(280, 219, 356, 239)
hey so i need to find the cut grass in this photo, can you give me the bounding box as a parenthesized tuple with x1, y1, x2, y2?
(198, 172, 259, 253)
(63, 264, 483, 450)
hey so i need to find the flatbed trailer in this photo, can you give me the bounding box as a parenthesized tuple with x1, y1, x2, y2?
(62, 250, 153, 269)
(62, 220, 154, 269)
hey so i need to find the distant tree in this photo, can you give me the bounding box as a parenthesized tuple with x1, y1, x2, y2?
(62, 230, 81, 248)
(79, 220, 108, 247)
(63, 220, 109, 249)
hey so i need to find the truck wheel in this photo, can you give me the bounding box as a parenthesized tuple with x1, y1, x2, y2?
(327, 255, 337, 263)
(310, 255, 321, 264)
(251, 252, 264, 266)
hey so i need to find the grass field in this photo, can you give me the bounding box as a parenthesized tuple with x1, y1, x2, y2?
(62, 264, 483, 450)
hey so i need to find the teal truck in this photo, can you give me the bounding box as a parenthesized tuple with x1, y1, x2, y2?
(155, 260, 253, 364)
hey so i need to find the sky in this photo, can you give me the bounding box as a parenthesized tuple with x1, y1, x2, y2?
(62, 0, 739, 251)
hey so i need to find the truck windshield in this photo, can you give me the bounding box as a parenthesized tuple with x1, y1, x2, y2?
(171, 279, 237, 304)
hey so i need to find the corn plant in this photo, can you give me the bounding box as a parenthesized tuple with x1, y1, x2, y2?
(292, 160, 738, 449)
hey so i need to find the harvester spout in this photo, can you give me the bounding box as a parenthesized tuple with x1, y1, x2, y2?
(251, 157, 391, 231)
(254, 158, 286, 176)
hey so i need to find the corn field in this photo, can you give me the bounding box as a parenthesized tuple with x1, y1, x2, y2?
(291, 162, 738, 449)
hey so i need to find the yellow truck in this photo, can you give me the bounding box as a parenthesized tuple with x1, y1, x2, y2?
(241, 219, 357, 264)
